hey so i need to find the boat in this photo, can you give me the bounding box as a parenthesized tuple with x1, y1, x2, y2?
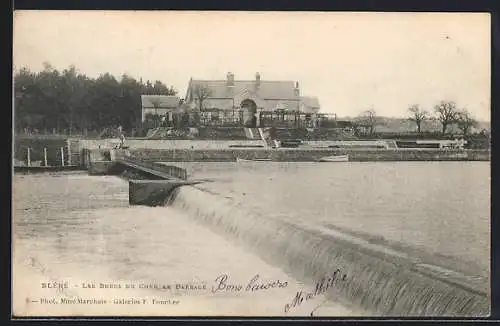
(236, 157, 272, 162)
(317, 155, 349, 162)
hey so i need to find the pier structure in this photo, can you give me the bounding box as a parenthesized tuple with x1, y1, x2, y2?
(87, 148, 204, 206)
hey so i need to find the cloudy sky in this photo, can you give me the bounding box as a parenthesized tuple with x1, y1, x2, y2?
(13, 11, 491, 121)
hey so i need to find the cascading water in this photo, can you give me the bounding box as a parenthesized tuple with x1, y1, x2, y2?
(167, 185, 489, 317)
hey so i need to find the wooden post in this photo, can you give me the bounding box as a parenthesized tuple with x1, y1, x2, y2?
(60, 147, 65, 167)
(66, 139, 72, 166)
(43, 147, 48, 166)
(27, 147, 31, 167)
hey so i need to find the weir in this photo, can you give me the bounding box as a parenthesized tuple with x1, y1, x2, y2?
(168, 186, 489, 316)
(85, 149, 490, 317)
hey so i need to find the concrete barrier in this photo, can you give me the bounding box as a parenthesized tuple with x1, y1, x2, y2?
(129, 180, 204, 206)
(87, 161, 121, 176)
(84, 149, 190, 180)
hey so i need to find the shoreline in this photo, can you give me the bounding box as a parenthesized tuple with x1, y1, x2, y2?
(128, 148, 490, 162)
(14, 136, 490, 165)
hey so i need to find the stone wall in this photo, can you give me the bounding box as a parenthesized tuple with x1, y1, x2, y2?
(129, 148, 490, 162)
(75, 138, 267, 150)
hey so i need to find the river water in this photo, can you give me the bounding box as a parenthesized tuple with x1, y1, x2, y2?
(12, 161, 490, 317)
(12, 172, 360, 317)
(175, 161, 490, 275)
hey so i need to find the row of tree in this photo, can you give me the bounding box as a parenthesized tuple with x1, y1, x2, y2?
(14, 63, 177, 135)
(357, 101, 481, 136)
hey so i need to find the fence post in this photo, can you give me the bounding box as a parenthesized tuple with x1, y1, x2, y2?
(61, 147, 65, 167)
(43, 147, 48, 166)
(27, 147, 31, 167)
(66, 139, 72, 166)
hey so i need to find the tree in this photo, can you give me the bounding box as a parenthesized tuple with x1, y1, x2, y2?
(434, 101, 459, 135)
(58, 65, 88, 135)
(456, 109, 478, 136)
(193, 84, 212, 112)
(13, 63, 177, 134)
(407, 104, 429, 134)
(357, 108, 378, 136)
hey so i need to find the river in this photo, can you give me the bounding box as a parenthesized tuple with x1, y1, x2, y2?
(173, 161, 490, 275)
(12, 161, 490, 316)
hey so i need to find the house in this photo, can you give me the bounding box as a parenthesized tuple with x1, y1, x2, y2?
(141, 95, 181, 122)
(184, 72, 321, 127)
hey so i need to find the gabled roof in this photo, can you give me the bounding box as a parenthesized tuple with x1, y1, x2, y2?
(187, 79, 299, 100)
(300, 96, 320, 108)
(141, 95, 180, 108)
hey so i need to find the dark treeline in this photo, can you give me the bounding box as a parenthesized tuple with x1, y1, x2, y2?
(14, 63, 177, 135)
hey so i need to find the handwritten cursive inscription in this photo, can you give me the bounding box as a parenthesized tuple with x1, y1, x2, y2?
(284, 269, 347, 314)
(211, 274, 288, 293)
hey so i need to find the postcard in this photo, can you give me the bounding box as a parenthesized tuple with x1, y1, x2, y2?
(12, 10, 491, 318)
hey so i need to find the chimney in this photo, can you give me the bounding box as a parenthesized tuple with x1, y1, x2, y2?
(227, 72, 235, 86)
(255, 72, 261, 86)
(294, 81, 300, 96)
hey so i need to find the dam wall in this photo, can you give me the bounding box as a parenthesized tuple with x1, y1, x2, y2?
(166, 185, 489, 317)
(130, 148, 490, 162)
(65, 139, 490, 166)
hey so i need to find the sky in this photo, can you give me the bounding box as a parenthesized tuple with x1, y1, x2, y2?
(13, 11, 491, 121)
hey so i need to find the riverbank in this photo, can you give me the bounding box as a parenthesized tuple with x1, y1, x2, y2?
(14, 135, 490, 167)
(128, 148, 490, 162)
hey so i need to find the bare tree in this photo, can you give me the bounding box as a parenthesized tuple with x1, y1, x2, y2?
(407, 104, 429, 134)
(456, 109, 478, 136)
(150, 98, 163, 128)
(357, 108, 378, 136)
(193, 84, 212, 112)
(434, 101, 459, 135)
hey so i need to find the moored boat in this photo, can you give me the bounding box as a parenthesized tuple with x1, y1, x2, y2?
(317, 154, 349, 162)
(236, 157, 272, 162)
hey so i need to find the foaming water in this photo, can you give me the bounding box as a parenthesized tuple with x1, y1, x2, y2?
(13, 173, 361, 316)
(170, 184, 490, 316)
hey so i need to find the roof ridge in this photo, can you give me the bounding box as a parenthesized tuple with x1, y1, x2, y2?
(141, 94, 179, 97)
(191, 79, 295, 83)
(191, 79, 227, 82)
